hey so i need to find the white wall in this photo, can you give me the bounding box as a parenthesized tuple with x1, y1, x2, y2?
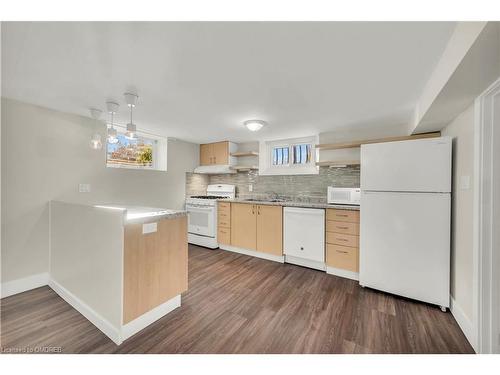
(1, 98, 199, 283)
(50, 201, 124, 330)
(442, 103, 475, 321)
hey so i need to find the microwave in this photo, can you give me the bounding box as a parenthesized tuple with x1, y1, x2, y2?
(327, 187, 361, 206)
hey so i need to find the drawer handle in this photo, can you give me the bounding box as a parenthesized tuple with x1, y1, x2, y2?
(338, 238, 348, 241)
(336, 214, 348, 217)
(336, 250, 348, 254)
(336, 226, 348, 230)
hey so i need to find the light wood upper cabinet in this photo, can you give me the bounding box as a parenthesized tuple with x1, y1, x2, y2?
(231, 203, 257, 250)
(256, 205, 283, 256)
(200, 143, 213, 166)
(199, 141, 230, 166)
(212, 141, 229, 165)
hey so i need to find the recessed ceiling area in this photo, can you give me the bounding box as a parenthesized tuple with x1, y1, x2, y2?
(1, 22, 456, 143)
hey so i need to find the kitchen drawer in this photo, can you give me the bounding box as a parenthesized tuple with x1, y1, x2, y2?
(218, 216, 231, 228)
(218, 227, 231, 245)
(326, 209, 359, 223)
(218, 202, 231, 213)
(326, 231, 359, 247)
(326, 244, 358, 272)
(326, 220, 359, 235)
(218, 210, 230, 222)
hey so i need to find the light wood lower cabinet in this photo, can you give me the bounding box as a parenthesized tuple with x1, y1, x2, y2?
(217, 202, 231, 245)
(226, 203, 283, 255)
(230, 203, 257, 250)
(326, 244, 358, 272)
(326, 208, 360, 273)
(123, 216, 188, 324)
(256, 205, 283, 256)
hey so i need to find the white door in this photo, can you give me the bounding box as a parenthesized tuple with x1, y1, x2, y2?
(359, 191, 450, 307)
(283, 207, 325, 263)
(361, 137, 452, 193)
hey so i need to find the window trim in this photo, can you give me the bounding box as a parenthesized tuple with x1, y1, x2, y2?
(105, 125, 168, 172)
(259, 136, 319, 176)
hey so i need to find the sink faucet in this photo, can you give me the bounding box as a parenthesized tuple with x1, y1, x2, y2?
(269, 191, 279, 200)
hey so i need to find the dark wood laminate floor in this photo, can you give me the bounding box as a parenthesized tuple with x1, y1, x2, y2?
(0, 245, 474, 354)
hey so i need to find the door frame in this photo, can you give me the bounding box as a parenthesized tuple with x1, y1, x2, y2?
(474, 76, 500, 353)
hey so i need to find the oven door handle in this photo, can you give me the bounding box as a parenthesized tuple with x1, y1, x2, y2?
(186, 204, 213, 209)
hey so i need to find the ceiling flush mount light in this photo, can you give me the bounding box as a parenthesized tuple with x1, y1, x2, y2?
(106, 101, 119, 144)
(89, 108, 103, 150)
(244, 119, 267, 132)
(124, 93, 139, 140)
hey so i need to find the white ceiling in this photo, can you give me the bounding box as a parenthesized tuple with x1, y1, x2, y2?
(1, 22, 456, 143)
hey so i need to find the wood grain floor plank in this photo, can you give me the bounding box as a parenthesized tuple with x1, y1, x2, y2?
(0, 245, 474, 354)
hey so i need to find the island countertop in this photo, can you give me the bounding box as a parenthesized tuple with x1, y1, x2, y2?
(94, 204, 187, 223)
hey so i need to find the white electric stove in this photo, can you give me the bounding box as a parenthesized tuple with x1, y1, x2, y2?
(186, 184, 235, 248)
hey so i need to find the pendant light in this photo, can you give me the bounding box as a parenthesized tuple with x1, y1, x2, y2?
(106, 101, 119, 144)
(124, 92, 139, 140)
(89, 108, 103, 150)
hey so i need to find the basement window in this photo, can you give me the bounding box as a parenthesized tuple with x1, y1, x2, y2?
(106, 129, 168, 171)
(260, 136, 318, 175)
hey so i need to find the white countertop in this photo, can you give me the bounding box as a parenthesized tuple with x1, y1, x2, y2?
(94, 205, 187, 222)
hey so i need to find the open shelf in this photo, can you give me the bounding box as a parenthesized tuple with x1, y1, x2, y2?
(231, 165, 259, 172)
(231, 151, 259, 157)
(316, 160, 360, 167)
(315, 132, 440, 151)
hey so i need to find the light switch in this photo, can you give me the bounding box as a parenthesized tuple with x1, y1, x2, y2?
(460, 176, 470, 190)
(249, 184, 253, 192)
(79, 183, 91, 193)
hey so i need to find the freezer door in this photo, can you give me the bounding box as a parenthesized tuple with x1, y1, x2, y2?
(361, 137, 451, 192)
(359, 191, 450, 307)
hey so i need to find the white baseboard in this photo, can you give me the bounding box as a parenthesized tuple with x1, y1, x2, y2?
(1, 272, 49, 298)
(219, 244, 284, 263)
(48, 278, 122, 345)
(285, 255, 325, 271)
(326, 266, 359, 281)
(450, 296, 476, 352)
(121, 295, 181, 342)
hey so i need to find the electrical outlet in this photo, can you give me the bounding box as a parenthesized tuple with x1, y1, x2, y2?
(79, 183, 91, 193)
(249, 184, 253, 192)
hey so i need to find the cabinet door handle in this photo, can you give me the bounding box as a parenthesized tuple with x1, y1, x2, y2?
(258, 206, 261, 215)
(252, 205, 255, 214)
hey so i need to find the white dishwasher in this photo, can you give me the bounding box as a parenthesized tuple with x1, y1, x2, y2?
(283, 207, 325, 271)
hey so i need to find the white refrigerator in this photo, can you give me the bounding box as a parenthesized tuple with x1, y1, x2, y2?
(359, 136, 452, 310)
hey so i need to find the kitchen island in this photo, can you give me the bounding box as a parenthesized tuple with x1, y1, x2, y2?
(49, 201, 188, 345)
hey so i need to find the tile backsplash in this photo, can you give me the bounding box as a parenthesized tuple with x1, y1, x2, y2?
(186, 166, 360, 203)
